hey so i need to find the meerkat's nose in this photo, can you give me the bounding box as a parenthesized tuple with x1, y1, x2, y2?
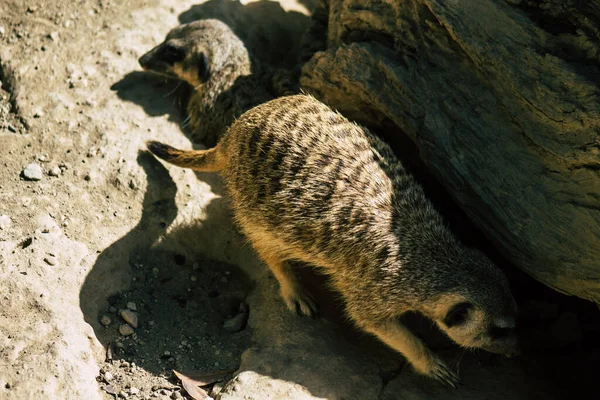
(138, 56, 148, 69)
(139, 51, 153, 70)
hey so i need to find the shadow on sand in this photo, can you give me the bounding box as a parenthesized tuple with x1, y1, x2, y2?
(78, 1, 449, 397)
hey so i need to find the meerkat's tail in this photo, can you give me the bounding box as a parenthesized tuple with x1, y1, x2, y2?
(146, 141, 226, 172)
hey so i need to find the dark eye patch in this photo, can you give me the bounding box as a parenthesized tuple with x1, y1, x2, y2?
(161, 44, 186, 63)
(194, 51, 210, 82)
(444, 302, 473, 327)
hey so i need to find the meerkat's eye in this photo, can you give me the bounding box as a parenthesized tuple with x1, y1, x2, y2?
(161, 43, 186, 63)
(196, 52, 210, 82)
(444, 302, 473, 327)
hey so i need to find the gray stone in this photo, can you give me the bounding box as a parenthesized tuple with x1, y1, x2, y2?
(100, 315, 112, 327)
(48, 166, 62, 177)
(223, 312, 248, 333)
(0, 215, 11, 230)
(121, 309, 138, 328)
(119, 324, 135, 336)
(22, 163, 43, 181)
(219, 280, 384, 399)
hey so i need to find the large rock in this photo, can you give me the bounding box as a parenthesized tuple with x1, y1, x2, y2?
(219, 277, 386, 399)
(299, 0, 600, 304)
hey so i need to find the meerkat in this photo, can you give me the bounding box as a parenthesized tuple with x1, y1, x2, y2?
(138, 19, 274, 147)
(138, 19, 298, 148)
(146, 95, 518, 386)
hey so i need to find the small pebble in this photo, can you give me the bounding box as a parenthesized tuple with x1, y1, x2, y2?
(109, 306, 117, 313)
(223, 312, 249, 333)
(210, 381, 224, 397)
(171, 391, 183, 399)
(44, 255, 58, 266)
(103, 371, 113, 381)
(0, 27, 5, 36)
(163, 350, 171, 356)
(151, 268, 159, 278)
(119, 390, 129, 398)
(37, 155, 46, 162)
(126, 302, 137, 311)
(100, 315, 112, 326)
(33, 110, 45, 118)
(129, 387, 139, 395)
(22, 163, 43, 181)
(48, 166, 62, 177)
(0, 215, 11, 230)
(119, 324, 135, 336)
(121, 309, 138, 328)
(49, 31, 59, 41)
(102, 384, 117, 395)
(84, 174, 91, 181)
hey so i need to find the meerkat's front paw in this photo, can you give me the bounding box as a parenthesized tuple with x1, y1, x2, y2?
(420, 356, 461, 388)
(281, 287, 319, 318)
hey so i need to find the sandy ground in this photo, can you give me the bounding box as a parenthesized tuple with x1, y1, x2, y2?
(0, 1, 596, 399)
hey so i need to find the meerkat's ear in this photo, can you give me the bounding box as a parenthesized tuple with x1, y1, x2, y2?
(195, 52, 210, 82)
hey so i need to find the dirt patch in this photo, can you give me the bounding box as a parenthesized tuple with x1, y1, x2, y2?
(92, 251, 252, 399)
(0, 0, 597, 399)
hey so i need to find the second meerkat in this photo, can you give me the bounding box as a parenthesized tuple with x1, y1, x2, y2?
(147, 95, 518, 386)
(139, 19, 292, 147)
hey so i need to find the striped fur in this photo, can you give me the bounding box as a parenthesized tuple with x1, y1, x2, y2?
(148, 94, 518, 386)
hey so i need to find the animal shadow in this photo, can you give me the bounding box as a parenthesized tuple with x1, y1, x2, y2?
(79, 151, 254, 376)
(179, 0, 314, 69)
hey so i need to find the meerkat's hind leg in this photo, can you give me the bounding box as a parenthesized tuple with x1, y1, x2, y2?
(363, 319, 461, 388)
(254, 247, 319, 318)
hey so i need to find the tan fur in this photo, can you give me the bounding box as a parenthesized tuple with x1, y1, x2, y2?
(147, 95, 519, 387)
(140, 19, 287, 147)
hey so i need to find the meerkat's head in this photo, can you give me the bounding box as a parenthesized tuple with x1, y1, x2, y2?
(419, 249, 519, 356)
(138, 19, 250, 88)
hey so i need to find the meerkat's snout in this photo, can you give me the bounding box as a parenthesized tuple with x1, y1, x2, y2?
(138, 41, 187, 77)
(139, 21, 215, 87)
(430, 283, 520, 358)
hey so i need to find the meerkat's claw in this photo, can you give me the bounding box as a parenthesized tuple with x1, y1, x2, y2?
(429, 358, 461, 389)
(283, 290, 319, 318)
